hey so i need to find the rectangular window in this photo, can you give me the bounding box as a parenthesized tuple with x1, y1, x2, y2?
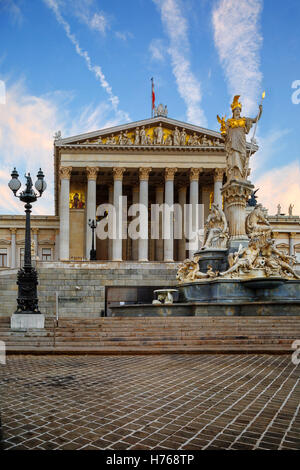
(42, 248, 52, 261)
(0, 249, 7, 267)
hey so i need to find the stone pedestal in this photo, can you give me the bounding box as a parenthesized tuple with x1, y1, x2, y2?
(222, 179, 253, 251)
(195, 248, 228, 273)
(11, 313, 45, 330)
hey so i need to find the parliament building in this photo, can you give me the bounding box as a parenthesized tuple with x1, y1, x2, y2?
(0, 108, 299, 315)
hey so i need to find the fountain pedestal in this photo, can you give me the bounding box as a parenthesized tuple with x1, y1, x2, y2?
(222, 179, 253, 251)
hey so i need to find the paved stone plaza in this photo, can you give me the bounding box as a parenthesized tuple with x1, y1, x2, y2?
(0, 354, 299, 450)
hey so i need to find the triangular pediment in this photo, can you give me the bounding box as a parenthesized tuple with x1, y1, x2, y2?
(55, 116, 225, 149)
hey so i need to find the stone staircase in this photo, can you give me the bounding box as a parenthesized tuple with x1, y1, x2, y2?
(0, 316, 299, 354)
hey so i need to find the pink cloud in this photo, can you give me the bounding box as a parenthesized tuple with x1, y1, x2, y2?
(0, 81, 127, 215)
(253, 161, 300, 216)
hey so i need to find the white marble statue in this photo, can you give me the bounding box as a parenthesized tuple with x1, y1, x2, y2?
(173, 127, 180, 146)
(221, 95, 263, 182)
(140, 126, 147, 145)
(165, 134, 172, 145)
(153, 123, 164, 145)
(180, 128, 187, 146)
(246, 204, 272, 239)
(134, 127, 140, 145)
(288, 204, 294, 216)
(277, 204, 281, 215)
(220, 238, 260, 277)
(54, 130, 62, 141)
(177, 257, 217, 283)
(202, 203, 229, 250)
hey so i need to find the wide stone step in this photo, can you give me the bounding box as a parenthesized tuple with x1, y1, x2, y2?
(5, 344, 292, 354)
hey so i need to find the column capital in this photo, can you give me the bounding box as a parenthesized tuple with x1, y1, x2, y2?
(32, 228, 39, 235)
(214, 168, 225, 182)
(10, 228, 17, 234)
(86, 166, 99, 180)
(165, 167, 177, 181)
(59, 166, 72, 179)
(189, 168, 203, 182)
(290, 232, 297, 238)
(113, 167, 126, 181)
(139, 167, 152, 181)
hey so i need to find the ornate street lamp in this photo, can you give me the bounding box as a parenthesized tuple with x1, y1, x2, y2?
(8, 168, 46, 316)
(88, 218, 97, 261)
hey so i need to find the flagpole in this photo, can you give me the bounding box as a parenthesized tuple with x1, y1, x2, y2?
(151, 77, 153, 118)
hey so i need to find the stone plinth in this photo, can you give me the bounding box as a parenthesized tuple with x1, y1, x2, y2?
(11, 313, 45, 329)
(195, 249, 228, 273)
(110, 304, 193, 317)
(222, 179, 253, 250)
(178, 278, 300, 307)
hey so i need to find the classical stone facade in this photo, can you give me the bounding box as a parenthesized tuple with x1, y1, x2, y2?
(0, 115, 299, 269)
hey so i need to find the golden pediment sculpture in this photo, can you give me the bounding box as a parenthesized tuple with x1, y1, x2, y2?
(81, 125, 224, 148)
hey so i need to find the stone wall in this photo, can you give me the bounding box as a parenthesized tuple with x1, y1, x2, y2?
(0, 261, 178, 318)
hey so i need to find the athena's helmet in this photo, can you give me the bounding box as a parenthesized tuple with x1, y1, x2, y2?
(231, 95, 242, 112)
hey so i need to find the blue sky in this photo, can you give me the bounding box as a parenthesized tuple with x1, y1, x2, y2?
(0, 0, 299, 215)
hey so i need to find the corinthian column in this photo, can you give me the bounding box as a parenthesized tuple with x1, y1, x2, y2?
(155, 185, 164, 261)
(178, 185, 187, 261)
(59, 166, 72, 260)
(32, 228, 39, 260)
(108, 185, 113, 260)
(189, 168, 202, 258)
(164, 168, 177, 262)
(10, 228, 16, 268)
(139, 167, 151, 261)
(214, 169, 224, 209)
(86, 167, 99, 259)
(112, 167, 125, 261)
(131, 186, 139, 260)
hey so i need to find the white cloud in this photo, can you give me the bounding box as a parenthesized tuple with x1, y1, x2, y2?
(0, 81, 128, 215)
(115, 31, 134, 42)
(253, 161, 300, 216)
(149, 39, 166, 62)
(153, 0, 207, 126)
(212, 0, 263, 115)
(69, 0, 109, 35)
(89, 12, 108, 34)
(43, 0, 130, 123)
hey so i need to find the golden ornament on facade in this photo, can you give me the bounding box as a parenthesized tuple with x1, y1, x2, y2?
(139, 167, 152, 181)
(59, 166, 72, 179)
(214, 168, 225, 182)
(112, 167, 126, 181)
(86, 167, 99, 180)
(189, 168, 203, 181)
(164, 168, 177, 181)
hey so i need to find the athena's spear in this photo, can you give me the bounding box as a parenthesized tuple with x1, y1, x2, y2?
(248, 91, 266, 160)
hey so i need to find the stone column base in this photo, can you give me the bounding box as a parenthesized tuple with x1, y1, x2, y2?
(11, 313, 45, 330)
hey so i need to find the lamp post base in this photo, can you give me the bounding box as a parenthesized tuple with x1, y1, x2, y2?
(11, 313, 45, 330)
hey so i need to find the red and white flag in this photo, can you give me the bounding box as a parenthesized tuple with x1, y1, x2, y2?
(151, 77, 155, 112)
